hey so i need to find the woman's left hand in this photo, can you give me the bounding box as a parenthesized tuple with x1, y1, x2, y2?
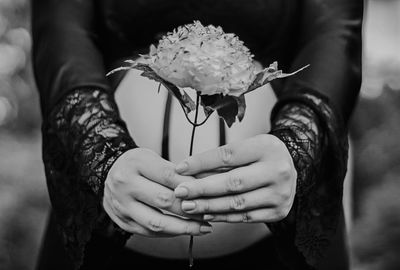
(174, 134, 297, 223)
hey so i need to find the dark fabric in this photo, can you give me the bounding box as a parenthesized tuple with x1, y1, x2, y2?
(268, 91, 349, 268)
(36, 213, 286, 270)
(40, 89, 136, 269)
(36, 211, 348, 270)
(106, 235, 287, 270)
(32, 0, 363, 121)
(32, 0, 363, 269)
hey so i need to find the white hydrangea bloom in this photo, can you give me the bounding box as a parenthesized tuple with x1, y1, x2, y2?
(144, 21, 257, 96)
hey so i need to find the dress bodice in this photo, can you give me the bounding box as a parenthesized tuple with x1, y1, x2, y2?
(32, 0, 363, 268)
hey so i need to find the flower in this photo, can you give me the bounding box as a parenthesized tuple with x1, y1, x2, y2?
(106, 21, 309, 127)
(142, 21, 257, 96)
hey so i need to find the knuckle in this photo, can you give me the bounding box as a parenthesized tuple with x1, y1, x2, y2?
(162, 167, 176, 186)
(275, 208, 288, 221)
(201, 200, 210, 212)
(226, 174, 244, 193)
(198, 185, 206, 196)
(218, 146, 233, 165)
(184, 222, 196, 235)
(277, 162, 293, 181)
(281, 192, 290, 202)
(128, 187, 140, 200)
(276, 189, 290, 203)
(147, 218, 165, 232)
(109, 170, 125, 186)
(155, 192, 174, 209)
(230, 195, 246, 210)
(242, 212, 252, 223)
(184, 223, 191, 235)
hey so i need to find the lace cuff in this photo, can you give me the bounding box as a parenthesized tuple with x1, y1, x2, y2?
(268, 90, 349, 269)
(42, 89, 137, 269)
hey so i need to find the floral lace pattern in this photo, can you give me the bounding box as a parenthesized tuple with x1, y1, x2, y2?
(268, 91, 348, 269)
(42, 89, 136, 269)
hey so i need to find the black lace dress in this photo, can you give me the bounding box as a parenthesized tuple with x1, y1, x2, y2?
(32, 0, 363, 269)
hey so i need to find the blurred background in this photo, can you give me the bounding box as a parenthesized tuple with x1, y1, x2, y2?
(0, 0, 399, 269)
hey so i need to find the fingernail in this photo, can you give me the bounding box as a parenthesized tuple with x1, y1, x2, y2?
(176, 162, 188, 173)
(174, 187, 188, 198)
(182, 201, 196, 211)
(200, 225, 213, 234)
(203, 214, 214, 221)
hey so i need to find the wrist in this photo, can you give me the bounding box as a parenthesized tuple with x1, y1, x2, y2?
(45, 88, 137, 196)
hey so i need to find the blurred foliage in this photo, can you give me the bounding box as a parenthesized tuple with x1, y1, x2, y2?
(0, 0, 399, 270)
(0, 132, 48, 270)
(351, 174, 400, 270)
(0, 0, 41, 134)
(0, 1, 48, 270)
(351, 58, 400, 217)
(350, 62, 400, 269)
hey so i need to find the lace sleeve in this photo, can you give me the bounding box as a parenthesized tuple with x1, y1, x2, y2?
(42, 89, 137, 269)
(267, 91, 349, 269)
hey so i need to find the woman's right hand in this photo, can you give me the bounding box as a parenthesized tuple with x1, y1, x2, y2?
(103, 148, 213, 237)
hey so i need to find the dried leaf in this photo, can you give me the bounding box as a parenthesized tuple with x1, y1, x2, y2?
(201, 94, 247, 127)
(107, 62, 196, 114)
(106, 60, 308, 128)
(247, 62, 310, 93)
(236, 95, 246, 122)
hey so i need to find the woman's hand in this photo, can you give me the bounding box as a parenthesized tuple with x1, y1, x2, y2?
(103, 148, 213, 237)
(174, 134, 297, 223)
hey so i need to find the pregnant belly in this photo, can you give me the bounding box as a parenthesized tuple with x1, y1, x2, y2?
(115, 69, 277, 258)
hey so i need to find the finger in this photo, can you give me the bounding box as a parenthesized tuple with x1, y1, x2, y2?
(105, 184, 174, 236)
(175, 163, 271, 199)
(180, 187, 275, 214)
(137, 150, 196, 189)
(175, 136, 267, 175)
(103, 184, 130, 223)
(194, 167, 232, 179)
(114, 199, 213, 236)
(130, 175, 203, 221)
(202, 208, 283, 223)
(105, 198, 174, 237)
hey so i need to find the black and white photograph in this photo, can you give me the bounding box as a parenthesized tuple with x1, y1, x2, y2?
(0, 0, 399, 269)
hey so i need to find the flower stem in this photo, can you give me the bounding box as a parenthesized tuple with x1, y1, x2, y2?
(181, 102, 213, 127)
(189, 93, 200, 156)
(188, 92, 200, 268)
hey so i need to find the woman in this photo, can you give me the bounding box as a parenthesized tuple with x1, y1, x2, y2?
(32, 1, 363, 269)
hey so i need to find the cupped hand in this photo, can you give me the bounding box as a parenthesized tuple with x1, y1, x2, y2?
(103, 148, 213, 237)
(174, 134, 297, 223)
